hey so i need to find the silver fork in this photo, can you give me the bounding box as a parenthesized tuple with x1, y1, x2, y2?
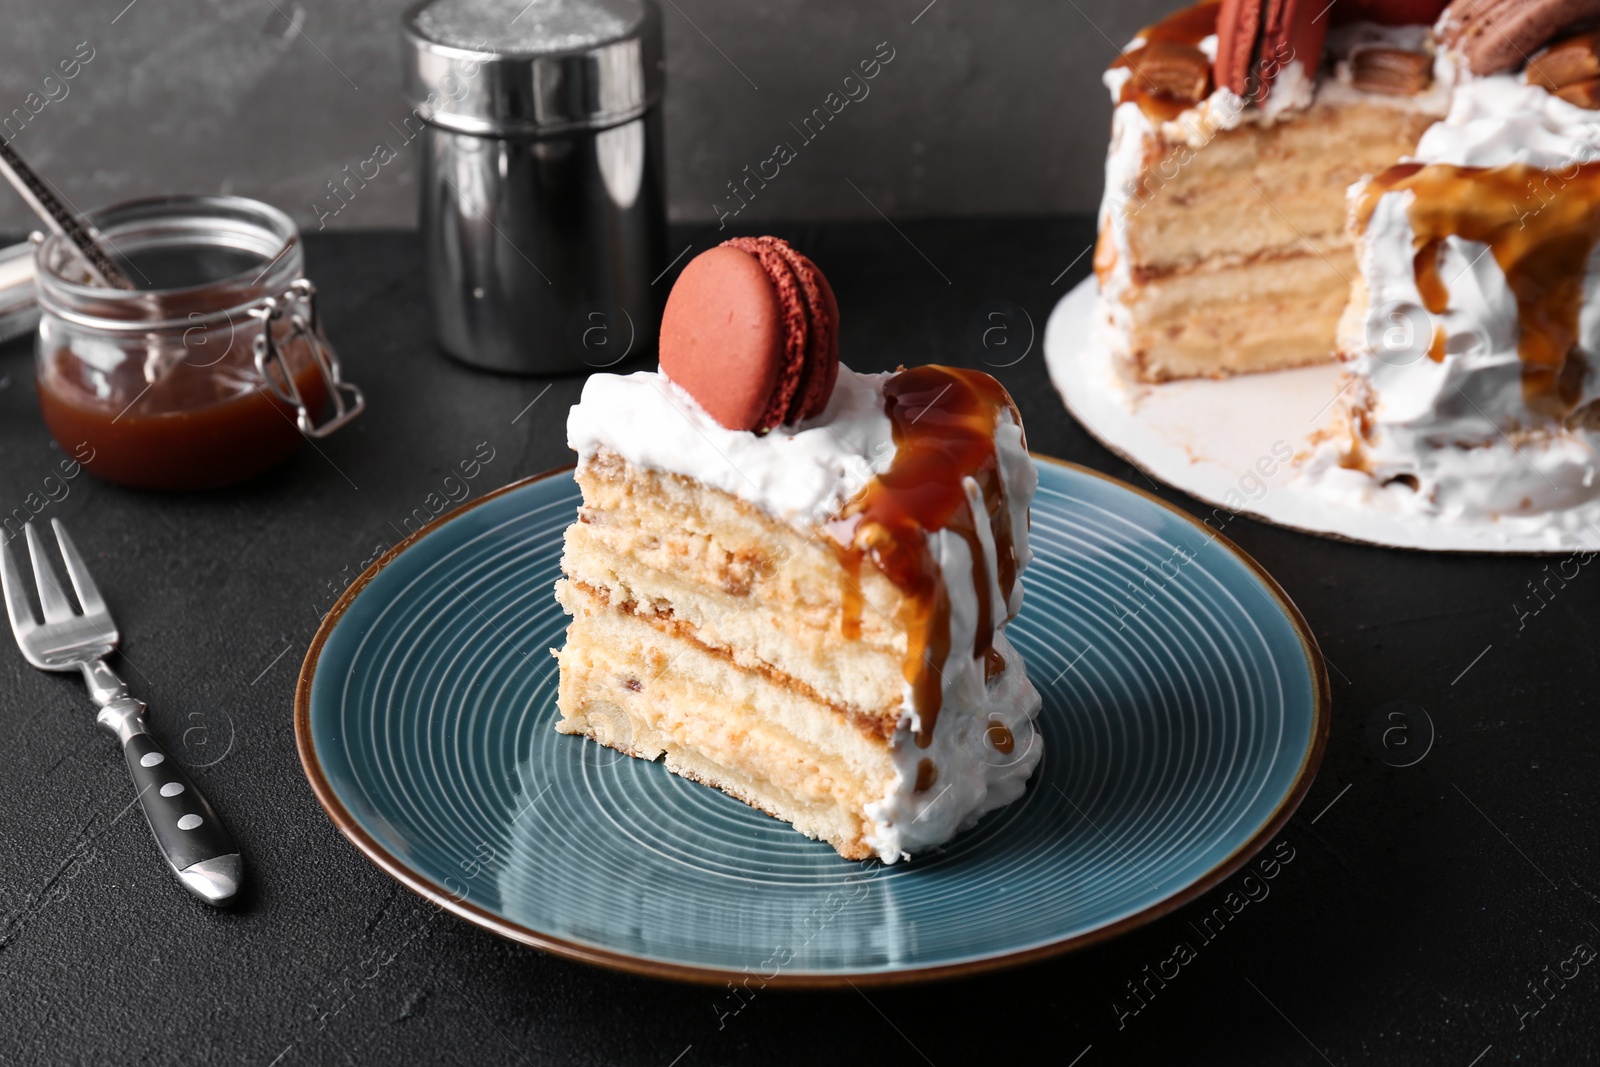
(2, 520, 241, 906)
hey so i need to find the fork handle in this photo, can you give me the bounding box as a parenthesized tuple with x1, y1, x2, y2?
(99, 698, 243, 907)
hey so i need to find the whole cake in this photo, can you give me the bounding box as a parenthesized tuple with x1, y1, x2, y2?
(554, 237, 1042, 862)
(1095, 0, 1600, 529)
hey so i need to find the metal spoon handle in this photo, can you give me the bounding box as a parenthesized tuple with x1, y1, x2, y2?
(0, 137, 133, 290)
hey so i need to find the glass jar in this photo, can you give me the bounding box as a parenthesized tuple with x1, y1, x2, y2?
(33, 194, 363, 491)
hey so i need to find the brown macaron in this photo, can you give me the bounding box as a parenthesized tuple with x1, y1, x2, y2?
(658, 237, 841, 433)
(1216, 0, 1265, 96)
(1332, 0, 1448, 26)
(1216, 0, 1331, 101)
(1440, 0, 1600, 76)
(753, 236, 840, 424)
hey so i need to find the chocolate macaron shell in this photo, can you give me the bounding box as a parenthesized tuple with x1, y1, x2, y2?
(658, 245, 785, 432)
(798, 268, 840, 421)
(1215, 0, 1264, 96)
(1217, 0, 1327, 101)
(1254, 0, 1328, 96)
(1332, 0, 1447, 26)
(762, 238, 840, 422)
(1441, 0, 1600, 75)
(723, 237, 810, 433)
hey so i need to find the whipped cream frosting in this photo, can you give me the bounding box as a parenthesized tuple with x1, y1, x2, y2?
(568, 366, 1044, 863)
(1415, 75, 1600, 167)
(1307, 76, 1600, 521)
(568, 367, 895, 527)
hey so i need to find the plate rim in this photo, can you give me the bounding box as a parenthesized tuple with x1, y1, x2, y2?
(294, 455, 1331, 988)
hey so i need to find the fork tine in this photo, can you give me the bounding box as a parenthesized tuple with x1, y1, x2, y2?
(24, 522, 76, 623)
(51, 520, 107, 618)
(0, 535, 37, 640)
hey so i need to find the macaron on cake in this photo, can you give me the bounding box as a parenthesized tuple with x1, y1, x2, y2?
(658, 236, 839, 433)
(556, 237, 1043, 862)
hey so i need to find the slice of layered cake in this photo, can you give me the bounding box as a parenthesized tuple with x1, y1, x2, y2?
(1319, 0, 1600, 521)
(1096, 0, 1450, 381)
(553, 238, 1042, 862)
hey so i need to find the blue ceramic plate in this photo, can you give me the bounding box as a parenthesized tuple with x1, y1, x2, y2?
(296, 458, 1327, 985)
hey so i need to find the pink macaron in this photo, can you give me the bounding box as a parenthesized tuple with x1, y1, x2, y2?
(659, 237, 841, 433)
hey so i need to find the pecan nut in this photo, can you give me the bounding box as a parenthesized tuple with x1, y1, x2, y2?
(1349, 47, 1434, 96)
(1527, 30, 1600, 93)
(1556, 76, 1600, 109)
(1133, 40, 1213, 104)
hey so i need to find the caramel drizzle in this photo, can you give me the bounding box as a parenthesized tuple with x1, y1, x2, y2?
(1107, 0, 1220, 123)
(826, 366, 1023, 748)
(1357, 161, 1600, 416)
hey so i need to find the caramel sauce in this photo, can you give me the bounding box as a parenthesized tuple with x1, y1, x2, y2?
(1093, 227, 1118, 290)
(1338, 400, 1377, 473)
(826, 366, 1023, 747)
(986, 718, 1015, 755)
(915, 758, 938, 793)
(1337, 438, 1368, 471)
(1412, 238, 1450, 315)
(1107, 0, 1219, 122)
(839, 555, 864, 641)
(1358, 161, 1600, 417)
(37, 334, 328, 492)
(983, 646, 1006, 682)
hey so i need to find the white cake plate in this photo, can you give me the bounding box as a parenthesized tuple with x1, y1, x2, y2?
(1043, 277, 1600, 554)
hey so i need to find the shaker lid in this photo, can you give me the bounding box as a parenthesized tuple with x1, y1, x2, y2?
(402, 0, 663, 136)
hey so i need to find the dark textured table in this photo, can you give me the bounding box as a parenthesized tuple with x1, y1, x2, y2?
(2, 220, 1596, 1066)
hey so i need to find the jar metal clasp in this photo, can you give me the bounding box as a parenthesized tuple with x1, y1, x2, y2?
(249, 278, 365, 439)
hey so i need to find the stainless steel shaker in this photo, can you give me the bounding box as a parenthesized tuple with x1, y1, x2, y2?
(402, 0, 666, 374)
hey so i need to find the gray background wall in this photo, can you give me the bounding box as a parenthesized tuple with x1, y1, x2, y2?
(0, 0, 1171, 232)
